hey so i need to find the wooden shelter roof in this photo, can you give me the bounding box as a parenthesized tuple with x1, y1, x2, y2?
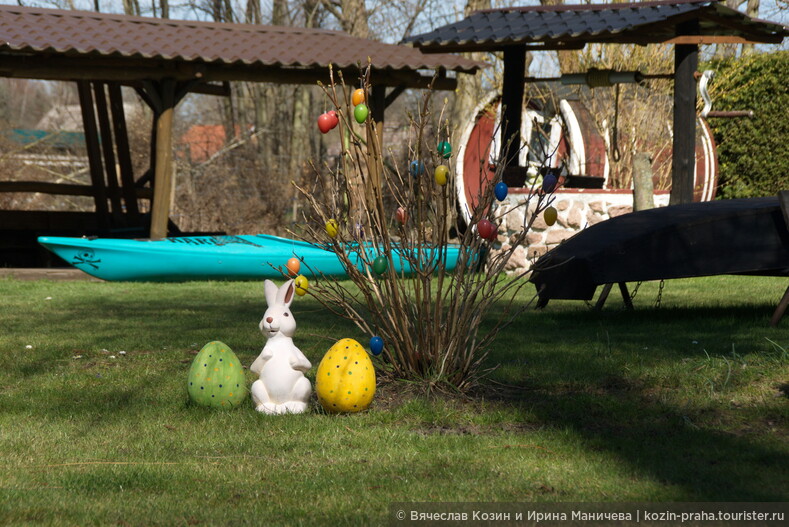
(402, 0, 789, 52)
(0, 4, 481, 88)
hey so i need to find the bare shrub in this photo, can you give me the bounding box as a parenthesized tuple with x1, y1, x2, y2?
(294, 67, 556, 392)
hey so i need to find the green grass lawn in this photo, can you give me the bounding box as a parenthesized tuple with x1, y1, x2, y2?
(1, 274, 788, 525)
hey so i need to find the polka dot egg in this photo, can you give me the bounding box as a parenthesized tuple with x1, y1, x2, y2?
(315, 338, 376, 413)
(187, 341, 247, 408)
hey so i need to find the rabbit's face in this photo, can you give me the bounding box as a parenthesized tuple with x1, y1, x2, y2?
(260, 279, 297, 339)
(259, 306, 295, 338)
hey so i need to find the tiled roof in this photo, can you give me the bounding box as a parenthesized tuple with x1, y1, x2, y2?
(0, 4, 481, 84)
(403, 0, 788, 52)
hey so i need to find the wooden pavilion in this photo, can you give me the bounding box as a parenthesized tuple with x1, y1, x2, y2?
(0, 4, 481, 266)
(403, 0, 788, 204)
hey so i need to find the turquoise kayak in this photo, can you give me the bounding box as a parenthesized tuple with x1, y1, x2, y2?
(37, 234, 462, 282)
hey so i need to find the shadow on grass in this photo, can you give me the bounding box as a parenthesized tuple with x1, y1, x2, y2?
(490, 304, 789, 501)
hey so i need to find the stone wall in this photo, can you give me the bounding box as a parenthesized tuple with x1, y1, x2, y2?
(495, 189, 671, 273)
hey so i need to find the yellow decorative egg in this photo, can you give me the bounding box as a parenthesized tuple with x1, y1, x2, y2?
(315, 338, 376, 413)
(544, 206, 558, 226)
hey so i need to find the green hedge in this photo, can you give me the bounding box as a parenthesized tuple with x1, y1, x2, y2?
(706, 51, 789, 199)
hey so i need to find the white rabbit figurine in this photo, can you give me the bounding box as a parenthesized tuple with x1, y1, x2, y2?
(250, 279, 312, 414)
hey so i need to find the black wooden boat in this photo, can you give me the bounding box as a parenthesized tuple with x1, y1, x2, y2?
(529, 194, 789, 321)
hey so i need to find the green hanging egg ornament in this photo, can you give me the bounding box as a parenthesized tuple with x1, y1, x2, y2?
(354, 103, 369, 124)
(372, 256, 388, 275)
(437, 141, 452, 159)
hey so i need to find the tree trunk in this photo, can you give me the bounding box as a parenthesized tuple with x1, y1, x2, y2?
(122, 0, 140, 15)
(339, 0, 369, 38)
(742, 0, 761, 54)
(245, 0, 261, 23)
(450, 0, 491, 150)
(716, 0, 747, 58)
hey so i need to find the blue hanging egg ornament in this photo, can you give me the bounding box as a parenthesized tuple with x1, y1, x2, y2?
(542, 173, 558, 193)
(370, 336, 384, 356)
(409, 160, 425, 177)
(494, 181, 508, 201)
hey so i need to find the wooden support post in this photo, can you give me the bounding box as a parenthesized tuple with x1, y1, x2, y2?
(76, 80, 110, 231)
(594, 283, 614, 310)
(149, 80, 176, 240)
(618, 282, 634, 310)
(770, 285, 789, 327)
(108, 82, 141, 220)
(669, 40, 699, 205)
(633, 152, 655, 212)
(501, 46, 526, 171)
(92, 82, 124, 223)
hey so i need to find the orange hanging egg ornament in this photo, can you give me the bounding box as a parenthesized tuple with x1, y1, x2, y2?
(352, 88, 366, 106)
(286, 257, 301, 276)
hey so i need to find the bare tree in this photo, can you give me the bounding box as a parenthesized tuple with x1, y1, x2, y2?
(449, 0, 491, 141)
(122, 0, 140, 15)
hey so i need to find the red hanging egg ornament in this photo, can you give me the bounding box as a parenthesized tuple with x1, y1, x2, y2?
(326, 110, 339, 130)
(317, 112, 334, 134)
(395, 207, 408, 225)
(477, 219, 497, 240)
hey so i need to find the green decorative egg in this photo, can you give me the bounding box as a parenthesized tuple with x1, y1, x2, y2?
(437, 141, 452, 159)
(354, 103, 369, 124)
(187, 341, 247, 408)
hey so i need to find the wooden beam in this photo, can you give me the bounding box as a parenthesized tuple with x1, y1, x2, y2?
(416, 42, 585, 54)
(663, 35, 753, 45)
(383, 85, 406, 109)
(501, 46, 527, 170)
(76, 80, 110, 230)
(0, 54, 465, 90)
(108, 82, 142, 219)
(0, 181, 151, 198)
(92, 82, 124, 222)
(669, 42, 699, 205)
(149, 80, 177, 240)
(187, 81, 230, 97)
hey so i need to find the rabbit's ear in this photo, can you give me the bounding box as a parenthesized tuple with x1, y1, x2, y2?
(278, 279, 295, 308)
(264, 279, 279, 307)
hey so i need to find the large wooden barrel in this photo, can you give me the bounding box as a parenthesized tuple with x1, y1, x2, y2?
(455, 92, 718, 225)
